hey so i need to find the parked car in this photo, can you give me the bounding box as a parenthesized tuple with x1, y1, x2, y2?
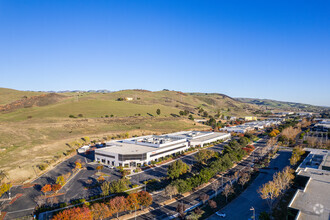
(216, 211, 226, 217)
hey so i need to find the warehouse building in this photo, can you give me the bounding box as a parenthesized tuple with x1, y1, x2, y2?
(95, 131, 230, 167)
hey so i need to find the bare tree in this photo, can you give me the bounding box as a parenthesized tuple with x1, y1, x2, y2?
(176, 203, 186, 219)
(199, 193, 209, 204)
(307, 136, 318, 148)
(222, 184, 234, 203)
(233, 171, 240, 182)
(46, 196, 59, 208)
(34, 195, 46, 207)
(208, 199, 217, 209)
(165, 185, 178, 200)
(211, 180, 220, 196)
(238, 172, 250, 189)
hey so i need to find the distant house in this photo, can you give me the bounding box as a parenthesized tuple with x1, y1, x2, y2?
(125, 97, 133, 101)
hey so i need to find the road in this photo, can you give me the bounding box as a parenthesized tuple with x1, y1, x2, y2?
(207, 149, 292, 220)
(127, 139, 270, 220)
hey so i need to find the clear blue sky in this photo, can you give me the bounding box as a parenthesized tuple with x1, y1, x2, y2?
(0, 0, 329, 106)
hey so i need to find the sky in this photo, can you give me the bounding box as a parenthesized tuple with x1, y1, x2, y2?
(0, 0, 329, 106)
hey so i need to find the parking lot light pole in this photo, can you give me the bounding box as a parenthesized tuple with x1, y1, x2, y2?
(135, 204, 137, 220)
(250, 206, 255, 220)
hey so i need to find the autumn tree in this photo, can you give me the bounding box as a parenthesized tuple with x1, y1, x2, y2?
(239, 172, 250, 188)
(41, 184, 52, 195)
(97, 175, 105, 183)
(167, 160, 189, 179)
(109, 196, 126, 219)
(90, 203, 112, 220)
(52, 206, 92, 220)
(137, 191, 153, 210)
(96, 165, 104, 173)
(165, 184, 178, 200)
(290, 146, 305, 166)
(126, 193, 140, 213)
(52, 184, 62, 192)
(222, 184, 234, 203)
(83, 136, 90, 143)
(273, 166, 294, 194)
(258, 181, 280, 211)
(0, 182, 12, 197)
(75, 161, 82, 170)
(56, 175, 65, 186)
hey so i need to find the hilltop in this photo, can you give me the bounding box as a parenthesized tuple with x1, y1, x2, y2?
(236, 97, 329, 112)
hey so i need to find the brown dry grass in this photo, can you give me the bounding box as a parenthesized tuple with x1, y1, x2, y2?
(0, 117, 206, 183)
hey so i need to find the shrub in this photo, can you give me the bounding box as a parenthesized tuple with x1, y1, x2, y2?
(38, 164, 48, 171)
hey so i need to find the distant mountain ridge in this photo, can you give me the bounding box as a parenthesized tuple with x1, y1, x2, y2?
(236, 97, 329, 112)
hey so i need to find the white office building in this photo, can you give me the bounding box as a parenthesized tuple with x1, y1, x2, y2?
(95, 131, 230, 167)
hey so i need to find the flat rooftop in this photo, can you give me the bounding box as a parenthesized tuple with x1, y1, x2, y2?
(290, 168, 330, 220)
(96, 141, 186, 155)
(190, 132, 229, 143)
(297, 148, 329, 171)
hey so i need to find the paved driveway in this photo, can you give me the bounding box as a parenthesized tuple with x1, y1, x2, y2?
(207, 150, 292, 220)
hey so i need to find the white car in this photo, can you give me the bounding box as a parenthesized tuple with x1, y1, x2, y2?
(216, 211, 226, 217)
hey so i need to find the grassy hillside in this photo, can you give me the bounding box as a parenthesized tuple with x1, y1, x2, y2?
(0, 87, 46, 105)
(0, 88, 260, 183)
(236, 97, 328, 112)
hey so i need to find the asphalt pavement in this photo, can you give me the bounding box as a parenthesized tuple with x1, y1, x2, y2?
(207, 149, 292, 220)
(127, 139, 270, 220)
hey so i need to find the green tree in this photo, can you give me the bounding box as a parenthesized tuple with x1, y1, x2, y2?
(188, 114, 194, 120)
(194, 149, 216, 164)
(156, 109, 161, 115)
(167, 160, 189, 179)
(100, 181, 111, 197)
(109, 179, 130, 193)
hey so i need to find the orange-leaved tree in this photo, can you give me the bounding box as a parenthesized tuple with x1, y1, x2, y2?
(52, 206, 92, 220)
(126, 193, 140, 213)
(137, 191, 153, 210)
(108, 196, 127, 219)
(41, 184, 52, 195)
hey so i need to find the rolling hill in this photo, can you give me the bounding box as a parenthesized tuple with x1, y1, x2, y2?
(0, 88, 261, 183)
(236, 97, 329, 112)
